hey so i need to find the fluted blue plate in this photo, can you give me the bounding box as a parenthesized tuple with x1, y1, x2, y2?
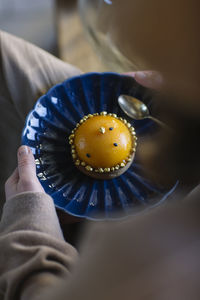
(22, 72, 178, 220)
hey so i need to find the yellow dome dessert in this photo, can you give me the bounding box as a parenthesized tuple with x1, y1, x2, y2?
(69, 112, 137, 179)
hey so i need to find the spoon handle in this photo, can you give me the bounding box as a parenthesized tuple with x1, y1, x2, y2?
(148, 116, 172, 132)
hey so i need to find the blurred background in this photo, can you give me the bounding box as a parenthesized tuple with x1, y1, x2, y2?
(0, 0, 105, 71)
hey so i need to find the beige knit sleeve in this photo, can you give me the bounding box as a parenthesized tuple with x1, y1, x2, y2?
(0, 192, 78, 300)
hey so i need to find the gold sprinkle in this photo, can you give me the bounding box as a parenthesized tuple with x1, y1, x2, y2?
(107, 168, 111, 172)
(76, 123, 80, 128)
(75, 160, 80, 166)
(127, 123, 131, 128)
(86, 165, 93, 172)
(112, 114, 117, 118)
(111, 167, 115, 171)
(69, 140, 73, 145)
(115, 165, 120, 170)
(81, 161, 86, 166)
(123, 119, 127, 124)
(99, 127, 106, 134)
(80, 119, 84, 123)
(71, 149, 76, 153)
(131, 131, 136, 136)
(88, 114, 93, 118)
(119, 117, 123, 121)
(71, 130, 75, 134)
(99, 168, 104, 173)
(72, 154, 77, 159)
(127, 158, 132, 162)
(69, 134, 74, 139)
(120, 163, 125, 167)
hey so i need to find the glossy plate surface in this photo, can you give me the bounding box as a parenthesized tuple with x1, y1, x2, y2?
(22, 72, 178, 220)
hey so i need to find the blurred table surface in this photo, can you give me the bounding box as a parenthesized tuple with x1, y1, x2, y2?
(56, 0, 106, 72)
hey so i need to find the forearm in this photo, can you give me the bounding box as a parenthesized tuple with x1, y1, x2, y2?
(0, 192, 78, 300)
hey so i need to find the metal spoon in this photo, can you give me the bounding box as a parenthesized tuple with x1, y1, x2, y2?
(118, 94, 169, 129)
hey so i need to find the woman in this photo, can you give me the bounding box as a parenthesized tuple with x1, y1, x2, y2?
(0, 0, 200, 297)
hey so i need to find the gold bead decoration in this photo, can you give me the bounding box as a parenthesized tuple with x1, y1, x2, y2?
(86, 165, 93, 172)
(111, 167, 115, 171)
(112, 114, 117, 118)
(69, 140, 73, 145)
(100, 111, 107, 115)
(71, 149, 75, 153)
(115, 165, 119, 170)
(75, 160, 80, 166)
(81, 161, 86, 166)
(120, 163, 125, 167)
(127, 123, 131, 128)
(72, 154, 77, 159)
(99, 168, 104, 173)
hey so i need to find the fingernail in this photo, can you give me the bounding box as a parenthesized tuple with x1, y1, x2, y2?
(135, 71, 147, 80)
(18, 145, 29, 156)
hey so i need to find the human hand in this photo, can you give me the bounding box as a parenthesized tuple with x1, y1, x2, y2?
(125, 70, 163, 89)
(5, 146, 44, 201)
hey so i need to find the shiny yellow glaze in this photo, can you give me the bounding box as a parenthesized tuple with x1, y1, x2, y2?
(74, 116, 133, 168)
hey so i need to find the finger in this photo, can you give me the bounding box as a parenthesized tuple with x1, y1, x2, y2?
(17, 146, 37, 180)
(123, 72, 136, 78)
(134, 71, 163, 89)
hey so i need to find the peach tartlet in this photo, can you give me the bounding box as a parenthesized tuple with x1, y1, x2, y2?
(69, 112, 137, 179)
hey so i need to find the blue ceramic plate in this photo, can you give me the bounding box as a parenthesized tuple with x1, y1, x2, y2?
(22, 72, 178, 220)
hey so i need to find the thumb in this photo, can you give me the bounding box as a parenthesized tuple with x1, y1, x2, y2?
(125, 71, 163, 89)
(134, 71, 163, 89)
(17, 146, 37, 180)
